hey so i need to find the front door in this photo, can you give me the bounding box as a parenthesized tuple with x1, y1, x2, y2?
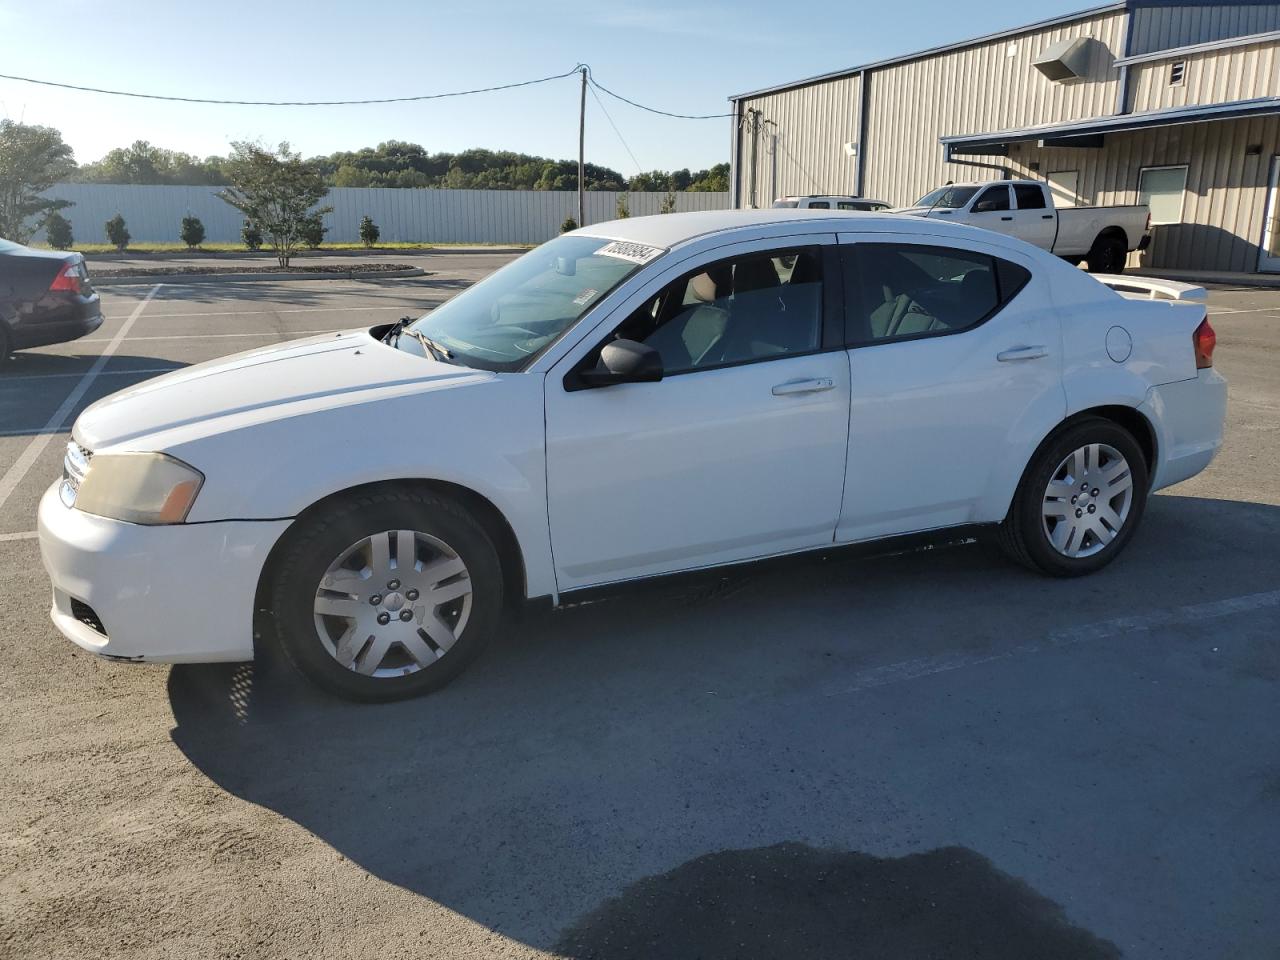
(834, 233, 1066, 542)
(1260, 156, 1280, 274)
(544, 238, 851, 592)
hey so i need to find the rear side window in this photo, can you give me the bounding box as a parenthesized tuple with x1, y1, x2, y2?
(842, 243, 1031, 346)
(1013, 184, 1047, 209)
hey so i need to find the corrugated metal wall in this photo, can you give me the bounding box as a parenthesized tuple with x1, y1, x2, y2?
(34, 185, 730, 245)
(1006, 114, 1280, 272)
(737, 74, 862, 207)
(1128, 38, 1280, 111)
(1129, 3, 1280, 55)
(862, 8, 1128, 206)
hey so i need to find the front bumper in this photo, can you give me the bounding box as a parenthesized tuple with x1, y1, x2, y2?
(37, 482, 290, 663)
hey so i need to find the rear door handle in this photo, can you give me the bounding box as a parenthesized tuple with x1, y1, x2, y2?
(997, 345, 1047, 362)
(772, 377, 835, 396)
(1000, 216, 1013, 221)
(1042, 214, 1054, 220)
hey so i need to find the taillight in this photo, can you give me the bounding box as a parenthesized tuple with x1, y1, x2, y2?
(1193, 317, 1216, 369)
(48, 261, 83, 294)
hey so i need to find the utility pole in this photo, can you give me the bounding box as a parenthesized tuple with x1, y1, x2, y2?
(578, 66, 587, 228)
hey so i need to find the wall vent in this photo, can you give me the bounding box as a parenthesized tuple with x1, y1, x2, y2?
(1169, 61, 1186, 86)
(1032, 36, 1094, 81)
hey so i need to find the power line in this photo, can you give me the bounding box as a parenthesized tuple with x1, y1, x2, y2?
(588, 83, 643, 176)
(588, 75, 733, 120)
(0, 67, 584, 106)
(0, 65, 735, 120)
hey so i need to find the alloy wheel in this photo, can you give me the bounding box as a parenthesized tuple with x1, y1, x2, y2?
(1041, 443, 1134, 558)
(312, 529, 473, 677)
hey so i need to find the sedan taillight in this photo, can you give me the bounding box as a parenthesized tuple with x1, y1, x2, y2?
(1193, 317, 1216, 369)
(49, 261, 84, 294)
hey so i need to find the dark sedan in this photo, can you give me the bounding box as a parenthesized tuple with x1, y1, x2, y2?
(0, 237, 103, 367)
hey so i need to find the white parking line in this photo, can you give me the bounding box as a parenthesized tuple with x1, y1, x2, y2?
(0, 367, 178, 382)
(0, 531, 38, 542)
(0, 284, 162, 513)
(826, 588, 1280, 696)
(104, 305, 408, 320)
(79, 329, 337, 343)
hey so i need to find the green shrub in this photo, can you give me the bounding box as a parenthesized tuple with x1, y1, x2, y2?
(180, 215, 206, 249)
(104, 213, 130, 251)
(241, 219, 263, 251)
(615, 195, 630, 219)
(560, 216, 578, 233)
(299, 214, 327, 250)
(659, 191, 677, 214)
(45, 211, 73, 249)
(358, 214, 380, 248)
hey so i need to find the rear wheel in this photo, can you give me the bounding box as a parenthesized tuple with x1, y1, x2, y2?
(1086, 235, 1127, 273)
(268, 487, 504, 701)
(998, 419, 1148, 577)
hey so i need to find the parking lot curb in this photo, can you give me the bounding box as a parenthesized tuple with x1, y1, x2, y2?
(92, 267, 427, 286)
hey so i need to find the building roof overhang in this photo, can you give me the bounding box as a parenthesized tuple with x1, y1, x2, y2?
(941, 97, 1280, 156)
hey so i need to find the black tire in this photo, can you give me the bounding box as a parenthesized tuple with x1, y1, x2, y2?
(267, 486, 505, 702)
(1085, 236, 1126, 274)
(997, 419, 1149, 577)
(0, 321, 11, 370)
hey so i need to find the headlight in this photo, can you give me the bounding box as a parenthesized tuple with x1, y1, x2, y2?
(67, 451, 204, 524)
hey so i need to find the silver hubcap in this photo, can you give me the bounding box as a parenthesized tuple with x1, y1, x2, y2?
(313, 529, 472, 678)
(1041, 443, 1134, 559)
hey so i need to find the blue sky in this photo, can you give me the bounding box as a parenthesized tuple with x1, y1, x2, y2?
(0, 0, 1098, 174)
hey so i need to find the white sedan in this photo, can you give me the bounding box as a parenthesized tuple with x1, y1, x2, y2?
(39, 210, 1226, 701)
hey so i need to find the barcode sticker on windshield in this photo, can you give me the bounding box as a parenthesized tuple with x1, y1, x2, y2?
(597, 241, 665, 265)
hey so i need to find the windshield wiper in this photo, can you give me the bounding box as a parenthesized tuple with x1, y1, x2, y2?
(384, 315, 454, 364)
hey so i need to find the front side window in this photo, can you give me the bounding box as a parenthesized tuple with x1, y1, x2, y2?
(807, 201, 831, 209)
(400, 234, 651, 371)
(1013, 184, 1047, 209)
(914, 185, 979, 209)
(843, 243, 1031, 346)
(1138, 165, 1189, 225)
(611, 248, 825, 374)
(974, 186, 1011, 211)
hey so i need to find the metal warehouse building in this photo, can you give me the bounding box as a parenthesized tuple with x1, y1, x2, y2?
(728, 1, 1280, 273)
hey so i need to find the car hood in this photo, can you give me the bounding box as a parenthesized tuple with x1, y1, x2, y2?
(891, 206, 937, 216)
(74, 329, 489, 450)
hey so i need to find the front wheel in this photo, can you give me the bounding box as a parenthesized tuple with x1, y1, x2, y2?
(998, 420, 1149, 577)
(267, 487, 505, 701)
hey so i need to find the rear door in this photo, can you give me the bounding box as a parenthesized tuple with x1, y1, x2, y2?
(834, 232, 1066, 541)
(1010, 184, 1057, 250)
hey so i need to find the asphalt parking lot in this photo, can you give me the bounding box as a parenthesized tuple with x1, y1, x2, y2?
(1, 261, 1278, 959)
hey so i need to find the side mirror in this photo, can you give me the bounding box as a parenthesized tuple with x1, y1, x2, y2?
(579, 339, 663, 387)
(973, 200, 1000, 213)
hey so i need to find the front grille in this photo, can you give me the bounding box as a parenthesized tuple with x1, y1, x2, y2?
(69, 598, 107, 636)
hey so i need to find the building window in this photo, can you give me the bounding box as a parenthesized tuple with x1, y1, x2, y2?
(1138, 165, 1189, 225)
(1169, 60, 1186, 86)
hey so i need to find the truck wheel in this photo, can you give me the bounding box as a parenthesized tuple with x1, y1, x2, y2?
(997, 419, 1148, 577)
(267, 486, 505, 702)
(1086, 236, 1126, 274)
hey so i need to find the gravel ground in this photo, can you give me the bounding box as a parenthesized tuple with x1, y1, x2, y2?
(0, 267, 1277, 959)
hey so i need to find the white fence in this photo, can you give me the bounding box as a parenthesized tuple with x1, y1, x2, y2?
(37, 184, 730, 245)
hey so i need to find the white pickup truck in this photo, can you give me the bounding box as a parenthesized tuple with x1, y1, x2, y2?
(898, 180, 1151, 273)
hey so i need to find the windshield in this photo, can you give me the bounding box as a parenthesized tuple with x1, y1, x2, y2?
(913, 186, 980, 209)
(400, 235, 655, 372)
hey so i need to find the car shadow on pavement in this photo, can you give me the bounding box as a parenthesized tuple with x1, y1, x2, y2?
(168, 493, 1280, 955)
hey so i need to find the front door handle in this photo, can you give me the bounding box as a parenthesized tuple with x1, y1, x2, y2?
(1000, 215, 1013, 221)
(997, 345, 1048, 362)
(772, 377, 835, 396)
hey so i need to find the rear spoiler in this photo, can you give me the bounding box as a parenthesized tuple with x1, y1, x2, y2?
(1092, 274, 1208, 303)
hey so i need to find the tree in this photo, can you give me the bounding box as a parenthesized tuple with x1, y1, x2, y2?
(241, 219, 263, 251)
(218, 142, 332, 268)
(0, 120, 75, 243)
(74, 141, 228, 186)
(615, 194, 630, 219)
(688, 163, 730, 192)
(359, 214, 380, 248)
(45, 210, 73, 249)
(180, 215, 206, 249)
(299, 214, 326, 249)
(104, 214, 130, 251)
